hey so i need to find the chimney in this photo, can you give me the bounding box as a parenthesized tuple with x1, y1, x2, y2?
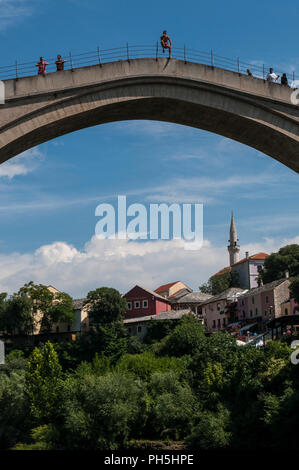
(285, 270, 290, 279)
(245, 251, 249, 259)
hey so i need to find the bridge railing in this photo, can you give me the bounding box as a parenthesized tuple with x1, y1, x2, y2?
(0, 44, 297, 85)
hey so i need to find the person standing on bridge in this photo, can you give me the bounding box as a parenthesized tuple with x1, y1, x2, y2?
(281, 73, 289, 86)
(160, 30, 172, 58)
(55, 55, 66, 71)
(36, 57, 48, 76)
(266, 67, 280, 83)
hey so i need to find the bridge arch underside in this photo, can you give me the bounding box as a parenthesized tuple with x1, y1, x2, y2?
(1, 79, 299, 172)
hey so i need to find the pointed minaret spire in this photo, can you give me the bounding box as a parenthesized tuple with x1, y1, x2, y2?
(228, 212, 240, 266)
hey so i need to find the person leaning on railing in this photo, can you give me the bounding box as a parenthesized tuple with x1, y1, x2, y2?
(266, 67, 280, 83)
(36, 57, 48, 76)
(55, 54, 66, 71)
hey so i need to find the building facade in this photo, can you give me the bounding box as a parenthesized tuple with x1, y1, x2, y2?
(124, 285, 171, 318)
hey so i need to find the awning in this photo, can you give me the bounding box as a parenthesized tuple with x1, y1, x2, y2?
(227, 321, 241, 328)
(239, 323, 258, 333)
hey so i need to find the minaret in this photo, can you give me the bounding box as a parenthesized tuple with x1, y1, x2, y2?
(227, 212, 240, 266)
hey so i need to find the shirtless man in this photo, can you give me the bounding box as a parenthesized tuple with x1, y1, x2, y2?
(160, 30, 172, 58)
(55, 54, 66, 71)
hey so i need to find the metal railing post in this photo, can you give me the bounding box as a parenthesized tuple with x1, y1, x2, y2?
(15, 60, 18, 80)
(156, 41, 158, 61)
(97, 46, 102, 66)
(69, 52, 74, 71)
(263, 64, 265, 80)
(184, 45, 186, 64)
(211, 50, 214, 67)
(126, 42, 130, 62)
(237, 57, 240, 74)
(293, 71, 295, 83)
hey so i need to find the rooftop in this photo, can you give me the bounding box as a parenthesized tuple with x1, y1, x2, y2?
(124, 309, 192, 324)
(237, 278, 289, 299)
(155, 281, 181, 293)
(200, 287, 245, 305)
(172, 292, 213, 304)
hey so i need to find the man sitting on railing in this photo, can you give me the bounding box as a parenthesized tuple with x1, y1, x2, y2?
(36, 57, 48, 76)
(55, 55, 66, 71)
(160, 30, 172, 58)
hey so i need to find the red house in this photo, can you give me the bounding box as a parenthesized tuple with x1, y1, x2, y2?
(124, 285, 171, 319)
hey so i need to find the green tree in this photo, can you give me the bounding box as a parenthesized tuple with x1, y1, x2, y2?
(85, 287, 127, 328)
(17, 281, 75, 334)
(159, 315, 205, 357)
(261, 244, 299, 283)
(25, 341, 63, 423)
(148, 371, 198, 440)
(0, 295, 34, 335)
(61, 372, 144, 450)
(0, 370, 31, 449)
(199, 270, 239, 295)
(289, 276, 299, 305)
(187, 404, 232, 449)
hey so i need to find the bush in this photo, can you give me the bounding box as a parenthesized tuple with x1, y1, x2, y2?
(61, 372, 144, 450)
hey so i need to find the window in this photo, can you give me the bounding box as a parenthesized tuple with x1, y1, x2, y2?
(255, 308, 258, 316)
(217, 303, 221, 311)
(264, 310, 267, 316)
(242, 300, 244, 306)
(217, 319, 221, 327)
(257, 265, 263, 272)
(134, 301, 140, 309)
(142, 299, 148, 309)
(223, 318, 226, 326)
(213, 320, 216, 328)
(242, 310, 246, 318)
(127, 301, 132, 310)
(128, 327, 132, 333)
(56, 326, 59, 333)
(266, 296, 269, 304)
(285, 308, 288, 316)
(250, 310, 253, 317)
(67, 325, 71, 332)
(137, 326, 142, 332)
(252, 297, 255, 304)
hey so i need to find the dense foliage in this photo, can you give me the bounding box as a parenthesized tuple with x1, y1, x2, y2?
(0, 291, 298, 450)
(0, 281, 75, 335)
(199, 270, 239, 295)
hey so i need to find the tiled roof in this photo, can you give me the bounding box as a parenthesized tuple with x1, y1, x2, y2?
(155, 281, 180, 293)
(237, 278, 289, 299)
(213, 266, 232, 276)
(172, 292, 213, 304)
(124, 309, 192, 324)
(200, 287, 245, 305)
(213, 253, 269, 277)
(125, 285, 170, 303)
(232, 252, 269, 267)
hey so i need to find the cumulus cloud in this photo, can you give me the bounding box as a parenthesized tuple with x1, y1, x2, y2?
(0, 148, 43, 179)
(0, 234, 298, 299)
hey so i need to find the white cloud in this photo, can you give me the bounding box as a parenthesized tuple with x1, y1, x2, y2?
(0, 0, 35, 31)
(0, 148, 43, 179)
(0, 234, 298, 299)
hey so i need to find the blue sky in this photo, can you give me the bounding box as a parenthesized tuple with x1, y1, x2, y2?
(0, 0, 298, 297)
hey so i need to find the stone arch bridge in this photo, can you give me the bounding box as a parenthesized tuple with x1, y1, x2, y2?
(0, 58, 299, 172)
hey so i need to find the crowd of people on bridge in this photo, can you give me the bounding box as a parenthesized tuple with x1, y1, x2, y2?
(35, 32, 294, 88)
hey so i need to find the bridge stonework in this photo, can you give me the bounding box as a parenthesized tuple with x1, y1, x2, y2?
(0, 58, 299, 172)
